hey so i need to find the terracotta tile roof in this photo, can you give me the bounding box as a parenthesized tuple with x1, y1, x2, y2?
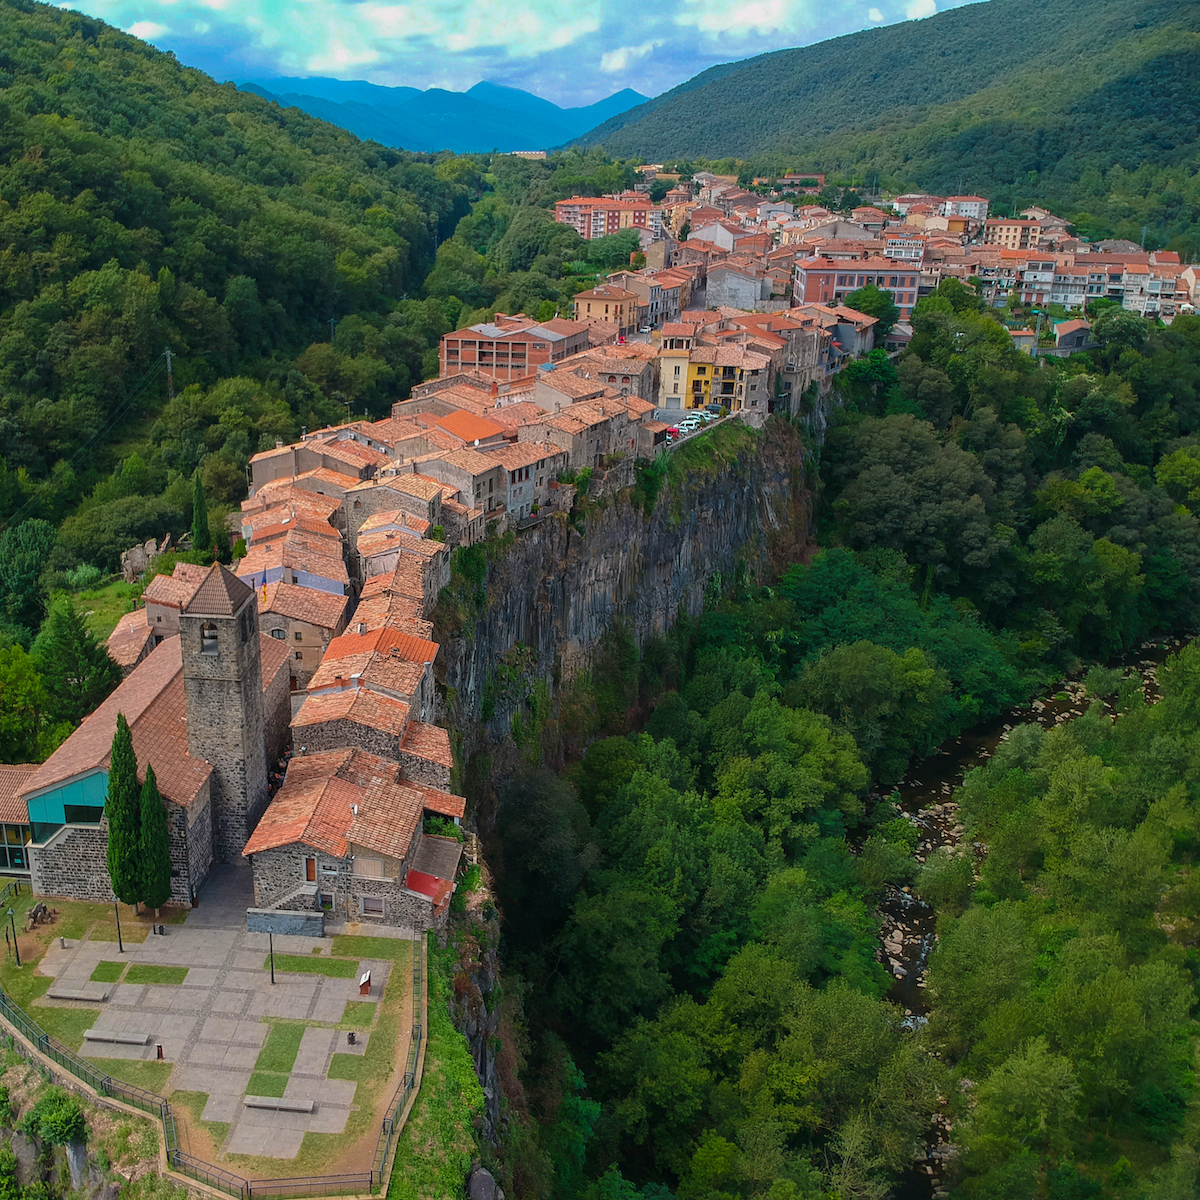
(485, 441, 561, 471)
(322, 625, 438, 667)
(260, 582, 349, 630)
(244, 747, 466, 861)
(400, 721, 455, 772)
(541, 372, 605, 399)
(350, 594, 433, 639)
(310, 438, 390, 471)
(435, 448, 503, 475)
(252, 516, 341, 545)
(242, 490, 342, 522)
(22, 638, 212, 809)
(181, 564, 254, 618)
(292, 687, 411, 736)
(143, 563, 208, 610)
(357, 530, 446, 561)
(105, 612, 155, 669)
(434, 410, 506, 444)
(256, 467, 360, 501)
(358, 510, 430, 537)
(487, 402, 551, 433)
(309, 653, 426, 700)
(239, 539, 349, 587)
(0, 764, 37, 824)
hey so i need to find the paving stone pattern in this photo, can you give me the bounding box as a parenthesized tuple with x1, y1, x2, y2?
(36, 864, 404, 1161)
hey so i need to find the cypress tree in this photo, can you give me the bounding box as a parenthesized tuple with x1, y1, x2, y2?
(138, 763, 172, 915)
(31, 597, 121, 727)
(105, 713, 141, 906)
(192, 470, 211, 554)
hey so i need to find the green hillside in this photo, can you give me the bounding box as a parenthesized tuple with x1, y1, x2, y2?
(0, 0, 469, 524)
(578, 0, 1200, 239)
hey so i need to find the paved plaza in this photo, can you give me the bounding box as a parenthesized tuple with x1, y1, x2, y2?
(35, 865, 408, 1160)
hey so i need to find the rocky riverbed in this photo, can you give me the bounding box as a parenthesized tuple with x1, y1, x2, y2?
(879, 637, 1185, 1198)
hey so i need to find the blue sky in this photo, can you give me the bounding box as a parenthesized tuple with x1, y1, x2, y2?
(68, 0, 981, 106)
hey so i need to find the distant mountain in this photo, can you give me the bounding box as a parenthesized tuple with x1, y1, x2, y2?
(574, 0, 1200, 214)
(240, 76, 648, 154)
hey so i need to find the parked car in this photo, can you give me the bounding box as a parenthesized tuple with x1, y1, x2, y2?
(705, 403, 723, 416)
(638, 326, 653, 334)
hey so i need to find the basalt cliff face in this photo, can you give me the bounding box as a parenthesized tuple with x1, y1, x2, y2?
(436, 419, 812, 784)
(434, 420, 812, 1144)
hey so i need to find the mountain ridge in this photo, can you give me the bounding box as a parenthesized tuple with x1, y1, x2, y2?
(240, 75, 648, 154)
(571, 0, 1200, 227)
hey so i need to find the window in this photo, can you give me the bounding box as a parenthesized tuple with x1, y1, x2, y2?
(674, 365, 681, 376)
(270, 628, 285, 639)
(156, 615, 162, 623)
(319, 893, 334, 911)
(353, 500, 361, 508)
(361, 896, 384, 916)
(355, 857, 384, 878)
(294, 631, 302, 641)
(295, 651, 303, 660)
(200, 622, 218, 655)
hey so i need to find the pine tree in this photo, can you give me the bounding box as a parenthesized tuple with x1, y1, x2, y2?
(192, 470, 211, 554)
(138, 763, 172, 914)
(105, 713, 141, 906)
(31, 597, 122, 726)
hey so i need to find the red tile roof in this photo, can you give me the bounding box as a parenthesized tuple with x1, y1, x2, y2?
(260, 582, 349, 630)
(434, 410, 506, 444)
(105, 612, 155, 669)
(400, 721, 454, 771)
(292, 687, 411, 736)
(0, 764, 37, 824)
(183, 564, 254, 617)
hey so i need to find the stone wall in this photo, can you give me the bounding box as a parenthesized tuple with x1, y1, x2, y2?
(247, 908, 325, 937)
(301, 719, 398, 762)
(394, 750, 452, 792)
(30, 823, 110, 900)
(182, 786, 214, 903)
(247, 843, 435, 931)
(262, 646, 292, 771)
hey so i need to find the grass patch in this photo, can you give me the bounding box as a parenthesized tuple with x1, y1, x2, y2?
(341, 1001, 376, 1026)
(247, 1072, 288, 1098)
(88, 1057, 173, 1093)
(330, 934, 411, 962)
(125, 965, 188, 986)
(226, 939, 412, 1179)
(665, 417, 761, 490)
(29, 1004, 98, 1050)
(265, 954, 358, 978)
(255, 1023, 304, 1074)
(386, 936, 482, 1200)
(75, 578, 140, 640)
(90, 961, 126, 983)
(171, 1090, 229, 1155)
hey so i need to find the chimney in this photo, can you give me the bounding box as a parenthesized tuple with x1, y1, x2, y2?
(357, 622, 366, 635)
(275, 439, 283, 448)
(490, 380, 498, 399)
(351, 804, 358, 816)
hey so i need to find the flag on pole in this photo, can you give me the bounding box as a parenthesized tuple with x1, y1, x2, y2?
(260, 570, 267, 602)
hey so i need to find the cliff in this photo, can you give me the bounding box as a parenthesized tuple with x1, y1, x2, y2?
(435, 417, 812, 788)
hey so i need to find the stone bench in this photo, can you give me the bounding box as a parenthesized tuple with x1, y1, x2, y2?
(243, 1096, 314, 1113)
(83, 1030, 151, 1046)
(48, 986, 109, 1003)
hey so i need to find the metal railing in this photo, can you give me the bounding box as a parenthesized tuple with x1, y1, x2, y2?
(0, 932, 430, 1197)
(369, 940, 425, 1183)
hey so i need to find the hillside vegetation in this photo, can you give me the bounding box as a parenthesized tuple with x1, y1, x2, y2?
(578, 0, 1200, 243)
(0, 0, 470, 533)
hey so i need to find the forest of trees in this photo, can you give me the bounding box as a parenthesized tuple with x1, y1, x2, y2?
(480, 290, 1200, 1200)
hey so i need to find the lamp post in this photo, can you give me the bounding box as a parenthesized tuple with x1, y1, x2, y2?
(113, 901, 123, 954)
(6, 909, 18, 967)
(269, 931, 275, 985)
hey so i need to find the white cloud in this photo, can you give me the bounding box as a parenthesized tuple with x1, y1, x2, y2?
(600, 40, 660, 73)
(677, 0, 806, 36)
(906, 0, 936, 17)
(868, 7, 883, 20)
(128, 20, 168, 38)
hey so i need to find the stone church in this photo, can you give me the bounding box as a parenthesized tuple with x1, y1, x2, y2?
(21, 565, 291, 903)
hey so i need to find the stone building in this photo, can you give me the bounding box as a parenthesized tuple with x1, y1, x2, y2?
(242, 747, 464, 931)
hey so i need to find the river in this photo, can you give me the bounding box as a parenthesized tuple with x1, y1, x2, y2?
(879, 635, 1186, 1199)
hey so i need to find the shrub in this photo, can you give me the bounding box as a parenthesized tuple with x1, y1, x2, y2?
(22, 1090, 86, 1145)
(425, 815, 464, 842)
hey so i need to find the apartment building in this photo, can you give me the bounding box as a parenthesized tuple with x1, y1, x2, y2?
(438, 314, 590, 381)
(983, 219, 1042, 250)
(793, 257, 921, 318)
(554, 196, 664, 240)
(944, 195, 990, 220)
(572, 285, 640, 335)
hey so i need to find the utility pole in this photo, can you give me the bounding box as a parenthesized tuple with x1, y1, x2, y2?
(164, 347, 174, 402)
